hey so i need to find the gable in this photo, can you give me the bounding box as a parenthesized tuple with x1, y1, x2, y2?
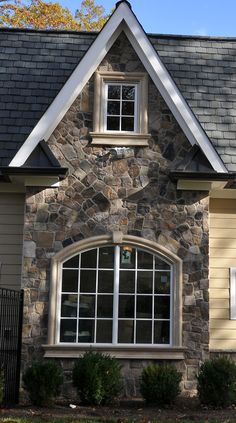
(1, 3, 236, 171)
(6, 1, 226, 173)
(44, 31, 217, 189)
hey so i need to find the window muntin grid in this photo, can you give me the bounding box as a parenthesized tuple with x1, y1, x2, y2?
(59, 246, 172, 345)
(104, 83, 138, 132)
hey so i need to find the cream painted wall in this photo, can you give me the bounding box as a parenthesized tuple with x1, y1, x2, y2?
(210, 198, 236, 349)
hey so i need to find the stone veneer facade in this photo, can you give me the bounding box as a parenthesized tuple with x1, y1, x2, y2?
(22, 33, 209, 396)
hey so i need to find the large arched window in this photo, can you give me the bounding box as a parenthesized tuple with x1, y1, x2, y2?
(46, 234, 183, 358)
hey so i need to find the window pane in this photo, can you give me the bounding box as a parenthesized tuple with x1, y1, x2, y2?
(154, 321, 170, 344)
(155, 272, 170, 294)
(121, 117, 134, 131)
(136, 321, 152, 344)
(138, 250, 153, 269)
(119, 271, 135, 293)
(107, 101, 120, 115)
(136, 295, 152, 318)
(79, 295, 95, 317)
(154, 297, 170, 319)
(108, 85, 120, 99)
(122, 101, 134, 116)
(119, 295, 134, 318)
(120, 246, 135, 269)
(80, 270, 96, 293)
(60, 319, 76, 343)
(122, 85, 135, 100)
(99, 247, 114, 268)
(98, 270, 113, 293)
(97, 295, 113, 318)
(155, 257, 170, 270)
(81, 249, 97, 268)
(78, 320, 94, 343)
(61, 294, 77, 317)
(96, 320, 112, 343)
(107, 116, 120, 130)
(137, 271, 153, 294)
(118, 320, 134, 343)
(63, 256, 79, 268)
(62, 270, 78, 292)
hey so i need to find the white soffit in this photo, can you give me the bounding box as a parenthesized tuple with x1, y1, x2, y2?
(9, 2, 227, 173)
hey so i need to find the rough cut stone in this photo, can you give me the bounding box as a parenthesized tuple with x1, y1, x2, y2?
(21, 32, 210, 398)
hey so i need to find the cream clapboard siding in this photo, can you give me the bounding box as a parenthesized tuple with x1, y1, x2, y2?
(210, 198, 236, 350)
(0, 194, 25, 291)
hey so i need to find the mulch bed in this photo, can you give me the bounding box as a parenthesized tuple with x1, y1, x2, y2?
(1, 397, 236, 422)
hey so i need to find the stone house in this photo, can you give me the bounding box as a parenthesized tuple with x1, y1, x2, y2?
(1, 0, 236, 396)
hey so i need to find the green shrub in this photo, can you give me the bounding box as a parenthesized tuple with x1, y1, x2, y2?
(140, 363, 182, 406)
(0, 369, 4, 406)
(197, 357, 236, 407)
(23, 361, 63, 406)
(72, 351, 121, 405)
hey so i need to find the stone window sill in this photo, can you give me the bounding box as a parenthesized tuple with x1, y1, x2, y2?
(43, 344, 185, 359)
(90, 132, 150, 147)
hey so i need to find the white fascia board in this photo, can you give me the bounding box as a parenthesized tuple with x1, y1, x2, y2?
(9, 2, 227, 173)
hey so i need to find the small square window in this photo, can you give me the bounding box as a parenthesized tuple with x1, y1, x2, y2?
(91, 72, 150, 146)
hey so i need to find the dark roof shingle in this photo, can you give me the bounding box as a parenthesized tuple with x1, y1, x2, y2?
(1, 28, 236, 170)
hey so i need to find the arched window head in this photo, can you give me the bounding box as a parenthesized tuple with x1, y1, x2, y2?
(46, 234, 183, 359)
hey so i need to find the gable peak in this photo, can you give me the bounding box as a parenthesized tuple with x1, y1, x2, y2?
(116, 0, 132, 10)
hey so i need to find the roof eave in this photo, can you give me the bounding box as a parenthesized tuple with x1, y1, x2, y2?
(170, 171, 236, 191)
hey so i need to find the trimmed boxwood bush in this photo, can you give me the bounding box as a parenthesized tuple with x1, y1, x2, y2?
(72, 351, 121, 405)
(140, 363, 182, 406)
(197, 357, 236, 407)
(23, 361, 63, 406)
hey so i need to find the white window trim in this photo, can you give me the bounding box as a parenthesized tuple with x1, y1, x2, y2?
(91, 72, 150, 146)
(58, 245, 172, 346)
(44, 233, 184, 359)
(104, 82, 138, 133)
(230, 267, 236, 319)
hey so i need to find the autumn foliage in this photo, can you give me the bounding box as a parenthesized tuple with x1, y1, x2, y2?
(0, 0, 109, 30)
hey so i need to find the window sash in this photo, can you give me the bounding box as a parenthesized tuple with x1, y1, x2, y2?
(104, 82, 138, 133)
(58, 246, 172, 346)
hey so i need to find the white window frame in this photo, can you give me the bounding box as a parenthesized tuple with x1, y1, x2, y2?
(45, 234, 184, 359)
(57, 245, 173, 346)
(104, 82, 138, 133)
(91, 72, 150, 146)
(230, 267, 236, 319)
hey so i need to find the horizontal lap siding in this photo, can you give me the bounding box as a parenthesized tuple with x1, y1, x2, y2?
(0, 194, 25, 291)
(209, 198, 236, 350)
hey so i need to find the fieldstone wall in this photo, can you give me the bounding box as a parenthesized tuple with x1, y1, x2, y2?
(22, 33, 209, 397)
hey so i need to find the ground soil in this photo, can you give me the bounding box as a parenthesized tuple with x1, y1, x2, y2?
(1, 397, 236, 422)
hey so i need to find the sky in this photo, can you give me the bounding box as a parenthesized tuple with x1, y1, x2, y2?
(58, 0, 236, 37)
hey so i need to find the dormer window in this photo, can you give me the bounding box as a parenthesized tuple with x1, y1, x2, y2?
(91, 72, 150, 146)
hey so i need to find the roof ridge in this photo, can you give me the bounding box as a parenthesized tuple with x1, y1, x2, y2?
(148, 32, 236, 41)
(0, 26, 98, 35)
(1, 26, 236, 41)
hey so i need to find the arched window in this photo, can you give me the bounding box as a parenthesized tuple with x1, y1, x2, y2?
(46, 234, 183, 357)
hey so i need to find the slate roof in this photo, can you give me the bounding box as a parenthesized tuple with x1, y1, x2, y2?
(1, 28, 236, 170)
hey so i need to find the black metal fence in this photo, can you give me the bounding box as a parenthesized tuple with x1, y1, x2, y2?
(0, 288, 24, 406)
